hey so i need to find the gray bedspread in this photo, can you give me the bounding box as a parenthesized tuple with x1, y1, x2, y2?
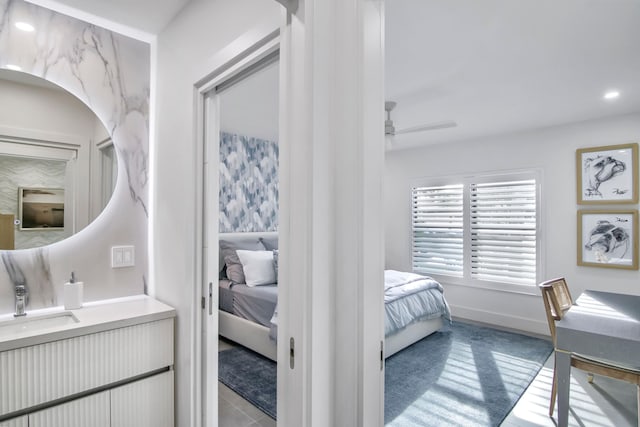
(384, 270, 451, 336)
(229, 270, 451, 340)
(219, 279, 278, 328)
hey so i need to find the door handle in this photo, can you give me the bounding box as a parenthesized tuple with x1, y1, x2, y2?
(208, 282, 213, 316)
(290, 337, 295, 369)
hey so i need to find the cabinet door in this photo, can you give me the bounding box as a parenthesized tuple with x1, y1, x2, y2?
(0, 415, 27, 427)
(111, 370, 174, 427)
(29, 391, 109, 427)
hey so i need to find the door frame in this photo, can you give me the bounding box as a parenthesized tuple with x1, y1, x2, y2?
(192, 0, 386, 423)
(194, 31, 281, 427)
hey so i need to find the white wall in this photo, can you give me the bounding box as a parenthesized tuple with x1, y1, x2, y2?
(385, 113, 640, 335)
(153, 1, 281, 425)
(219, 61, 279, 142)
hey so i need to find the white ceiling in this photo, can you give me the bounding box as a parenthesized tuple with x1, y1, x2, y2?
(22, 0, 640, 150)
(385, 0, 640, 149)
(25, 0, 190, 38)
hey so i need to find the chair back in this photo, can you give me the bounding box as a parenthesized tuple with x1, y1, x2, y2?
(539, 277, 574, 345)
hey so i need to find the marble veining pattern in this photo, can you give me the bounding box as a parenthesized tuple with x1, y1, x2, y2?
(219, 132, 279, 233)
(0, 0, 149, 313)
(0, 0, 149, 216)
(1, 248, 55, 308)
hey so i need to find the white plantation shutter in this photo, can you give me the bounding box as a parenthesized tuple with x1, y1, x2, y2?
(470, 179, 537, 285)
(412, 184, 464, 276)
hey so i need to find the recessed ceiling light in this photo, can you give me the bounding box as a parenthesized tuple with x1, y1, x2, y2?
(5, 64, 22, 71)
(15, 22, 35, 32)
(603, 90, 620, 100)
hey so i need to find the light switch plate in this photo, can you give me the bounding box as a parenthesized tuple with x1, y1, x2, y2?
(111, 245, 135, 268)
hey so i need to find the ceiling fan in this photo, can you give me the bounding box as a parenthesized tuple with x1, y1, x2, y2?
(384, 101, 457, 141)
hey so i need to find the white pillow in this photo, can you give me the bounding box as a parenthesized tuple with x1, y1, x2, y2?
(236, 250, 276, 287)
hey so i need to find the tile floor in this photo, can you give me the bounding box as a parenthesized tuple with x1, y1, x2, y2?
(218, 382, 276, 427)
(218, 339, 637, 427)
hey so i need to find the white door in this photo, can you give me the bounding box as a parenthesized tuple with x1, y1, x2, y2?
(200, 40, 280, 427)
(202, 91, 221, 427)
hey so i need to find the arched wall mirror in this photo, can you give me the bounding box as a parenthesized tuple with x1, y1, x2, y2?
(0, 68, 115, 250)
(0, 0, 149, 315)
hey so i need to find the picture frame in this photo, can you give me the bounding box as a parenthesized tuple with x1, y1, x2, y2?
(18, 187, 65, 230)
(576, 142, 638, 204)
(577, 209, 638, 270)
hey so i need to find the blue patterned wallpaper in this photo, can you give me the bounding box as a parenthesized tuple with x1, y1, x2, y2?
(219, 132, 278, 232)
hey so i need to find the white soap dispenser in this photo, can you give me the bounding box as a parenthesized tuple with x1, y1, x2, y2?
(64, 272, 83, 310)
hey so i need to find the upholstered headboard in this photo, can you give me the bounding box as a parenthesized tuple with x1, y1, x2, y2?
(218, 231, 278, 273)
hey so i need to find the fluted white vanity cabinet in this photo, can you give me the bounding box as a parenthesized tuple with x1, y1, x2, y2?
(111, 370, 174, 427)
(0, 416, 27, 427)
(0, 297, 175, 427)
(29, 391, 110, 427)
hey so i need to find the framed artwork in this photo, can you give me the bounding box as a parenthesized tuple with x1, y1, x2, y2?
(577, 209, 638, 270)
(576, 142, 638, 204)
(18, 187, 65, 230)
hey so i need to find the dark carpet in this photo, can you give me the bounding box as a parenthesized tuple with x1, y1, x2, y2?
(218, 346, 277, 419)
(218, 321, 553, 425)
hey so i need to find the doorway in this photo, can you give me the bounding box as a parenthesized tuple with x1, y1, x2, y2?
(199, 38, 280, 427)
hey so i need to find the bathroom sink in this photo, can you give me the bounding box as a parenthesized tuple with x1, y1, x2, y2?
(0, 312, 79, 336)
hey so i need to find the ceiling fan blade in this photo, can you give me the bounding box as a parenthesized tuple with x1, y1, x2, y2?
(395, 120, 457, 135)
(385, 134, 395, 150)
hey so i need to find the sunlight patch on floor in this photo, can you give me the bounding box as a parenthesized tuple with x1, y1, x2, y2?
(501, 355, 637, 427)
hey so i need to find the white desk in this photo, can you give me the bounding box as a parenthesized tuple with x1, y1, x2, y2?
(555, 290, 640, 426)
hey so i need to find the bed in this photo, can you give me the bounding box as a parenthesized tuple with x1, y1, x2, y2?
(218, 232, 451, 362)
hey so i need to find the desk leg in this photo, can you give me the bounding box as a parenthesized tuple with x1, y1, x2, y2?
(556, 351, 571, 427)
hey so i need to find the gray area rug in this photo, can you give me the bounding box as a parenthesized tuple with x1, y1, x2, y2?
(385, 321, 553, 426)
(218, 346, 277, 419)
(218, 321, 553, 425)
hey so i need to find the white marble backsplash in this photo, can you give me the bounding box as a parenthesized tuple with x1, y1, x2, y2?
(0, 0, 149, 313)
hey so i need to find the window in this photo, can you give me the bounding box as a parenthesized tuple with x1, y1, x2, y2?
(412, 172, 539, 289)
(412, 184, 464, 277)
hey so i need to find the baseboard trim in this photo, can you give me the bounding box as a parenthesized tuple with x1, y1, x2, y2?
(449, 304, 550, 338)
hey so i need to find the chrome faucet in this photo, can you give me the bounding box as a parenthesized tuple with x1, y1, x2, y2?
(14, 284, 27, 317)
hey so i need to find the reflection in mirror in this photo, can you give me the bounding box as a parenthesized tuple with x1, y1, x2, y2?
(0, 69, 116, 250)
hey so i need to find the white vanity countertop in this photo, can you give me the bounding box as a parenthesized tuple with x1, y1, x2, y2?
(0, 295, 176, 352)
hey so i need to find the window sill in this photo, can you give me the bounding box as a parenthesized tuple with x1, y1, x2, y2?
(426, 274, 539, 297)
